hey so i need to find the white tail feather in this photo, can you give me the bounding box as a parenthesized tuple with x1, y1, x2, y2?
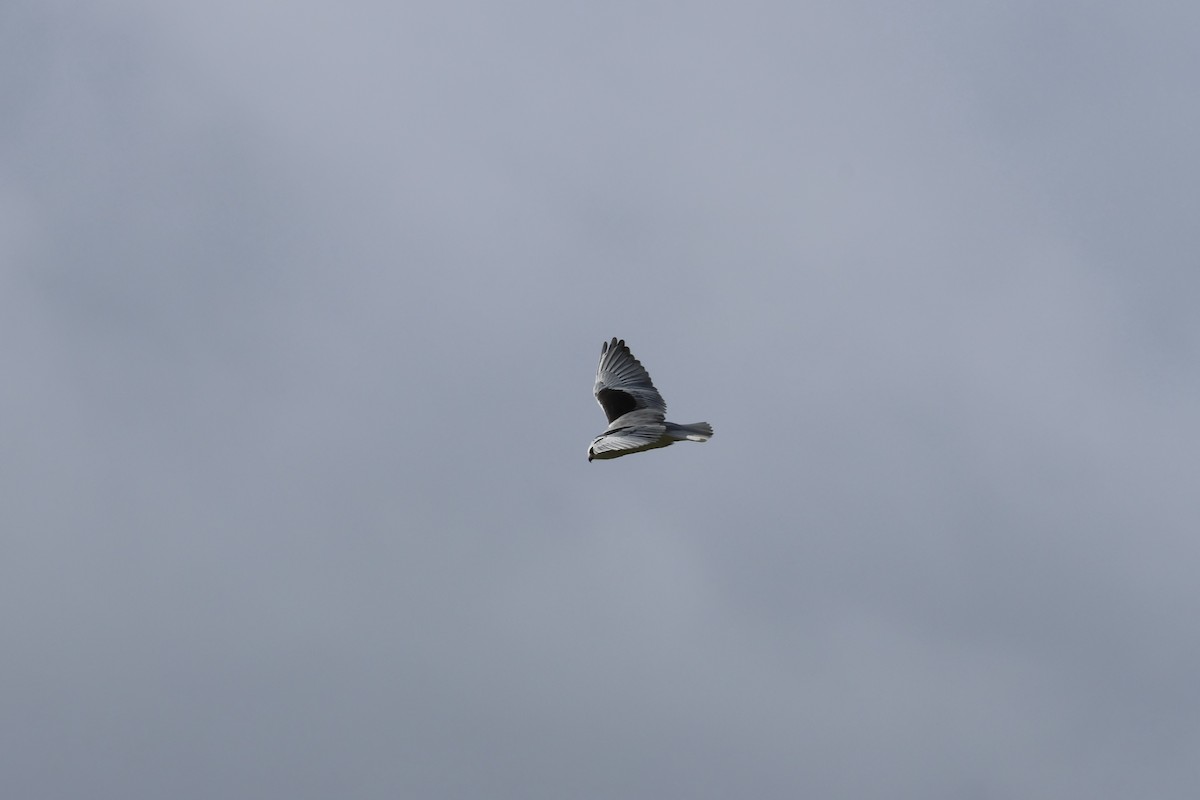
(665, 421, 713, 442)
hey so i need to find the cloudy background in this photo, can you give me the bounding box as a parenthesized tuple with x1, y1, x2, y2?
(3, 1, 1199, 797)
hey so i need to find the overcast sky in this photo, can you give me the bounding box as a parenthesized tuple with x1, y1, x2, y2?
(3, 1, 1199, 798)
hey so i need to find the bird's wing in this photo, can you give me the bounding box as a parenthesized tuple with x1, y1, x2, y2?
(590, 420, 668, 457)
(593, 338, 667, 423)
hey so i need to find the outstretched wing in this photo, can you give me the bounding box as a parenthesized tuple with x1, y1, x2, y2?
(593, 338, 667, 423)
(590, 417, 669, 458)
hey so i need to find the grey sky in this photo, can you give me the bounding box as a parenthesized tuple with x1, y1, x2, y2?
(3, 1, 1199, 798)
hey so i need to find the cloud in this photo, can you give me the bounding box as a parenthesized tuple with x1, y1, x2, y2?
(3, 2, 1198, 798)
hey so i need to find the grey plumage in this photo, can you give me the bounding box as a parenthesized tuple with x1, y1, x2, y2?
(588, 338, 713, 461)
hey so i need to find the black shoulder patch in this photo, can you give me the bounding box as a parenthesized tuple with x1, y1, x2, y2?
(596, 387, 637, 423)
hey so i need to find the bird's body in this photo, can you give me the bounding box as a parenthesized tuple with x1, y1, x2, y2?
(588, 338, 713, 461)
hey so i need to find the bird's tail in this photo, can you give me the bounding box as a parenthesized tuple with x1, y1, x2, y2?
(665, 421, 713, 442)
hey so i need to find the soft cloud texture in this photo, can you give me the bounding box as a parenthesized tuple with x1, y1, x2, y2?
(3, 2, 1199, 798)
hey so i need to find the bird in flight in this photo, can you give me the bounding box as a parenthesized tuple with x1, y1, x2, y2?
(588, 337, 713, 461)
